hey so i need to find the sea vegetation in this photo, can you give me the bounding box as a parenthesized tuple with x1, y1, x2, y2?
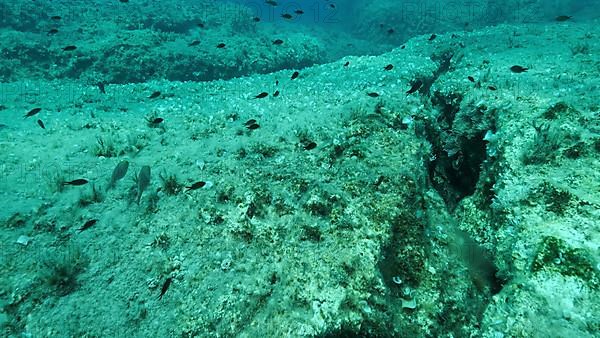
(159, 172, 181, 196)
(44, 170, 66, 193)
(531, 236, 599, 289)
(249, 142, 279, 159)
(542, 102, 574, 120)
(39, 245, 89, 296)
(3, 212, 27, 228)
(150, 232, 170, 250)
(521, 122, 567, 165)
(145, 191, 160, 214)
(77, 183, 105, 207)
(94, 136, 118, 158)
(570, 42, 590, 56)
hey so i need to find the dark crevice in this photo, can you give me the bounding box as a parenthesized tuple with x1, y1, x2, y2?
(424, 91, 487, 210)
(412, 50, 455, 97)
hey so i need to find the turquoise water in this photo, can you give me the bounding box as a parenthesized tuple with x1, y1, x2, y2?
(1, 1, 599, 337)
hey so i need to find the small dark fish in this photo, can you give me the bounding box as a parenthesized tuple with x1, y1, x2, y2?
(467, 76, 475, 82)
(47, 28, 59, 36)
(273, 39, 284, 45)
(255, 92, 268, 99)
(186, 181, 206, 191)
(281, 13, 293, 19)
(555, 15, 572, 22)
(329, 4, 335, 8)
(245, 119, 257, 126)
(387, 28, 395, 34)
(273, 90, 280, 97)
(384, 64, 393, 71)
(247, 123, 260, 130)
(197, 22, 205, 28)
(51, 15, 62, 21)
(367, 92, 380, 98)
(252, 17, 261, 22)
(294, 10, 304, 15)
(107, 160, 129, 190)
(24, 108, 41, 118)
(64, 179, 89, 186)
(62, 45, 77, 51)
(216, 43, 226, 48)
(119, 0, 129, 3)
(291, 71, 299, 80)
(400, 45, 406, 49)
(97, 82, 106, 94)
(510, 65, 528, 73)
(428, 34, 437, 41)
(136, 166, 151, 205)
(78, 219, 97, 232)
(343, 61, 350, 67)
(188, 40, 200, 46)
(275, 80, 279, 86)
(488, 85, 497, 91)
(149, 117, 164, 126)
(303, 141, 317, 150)
(158, 277, 172, 300)
(37, 119, 45, 129)
(406, 80, 423, 94)
(265, 0, 278, 6)
(148, 91, 161, 99)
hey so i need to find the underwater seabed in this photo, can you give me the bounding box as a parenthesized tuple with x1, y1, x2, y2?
(1, 20, 599, 338)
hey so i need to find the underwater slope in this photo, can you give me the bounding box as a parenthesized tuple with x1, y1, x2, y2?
(1, 20, 599, 337)
(0, 0, 340, 83)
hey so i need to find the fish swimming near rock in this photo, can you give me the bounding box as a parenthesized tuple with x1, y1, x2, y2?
(63, 179, 89, 186)
(136, 165, 151, 204)
(158, 277, 172, 300)
(406, 80, 423, 94)
(185, 181, 206, 191)
(78, 219, 97, 232)
(107, 160, 129, 190)
(148, 91, 161, 99)
(24, 108, 41, 118)
(510, 65, 528, 73)
(555, 15, 572, 22)
(147, 117, 164, 128)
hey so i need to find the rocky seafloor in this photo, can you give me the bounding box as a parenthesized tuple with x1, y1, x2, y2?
(0, 2, 599, 338)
